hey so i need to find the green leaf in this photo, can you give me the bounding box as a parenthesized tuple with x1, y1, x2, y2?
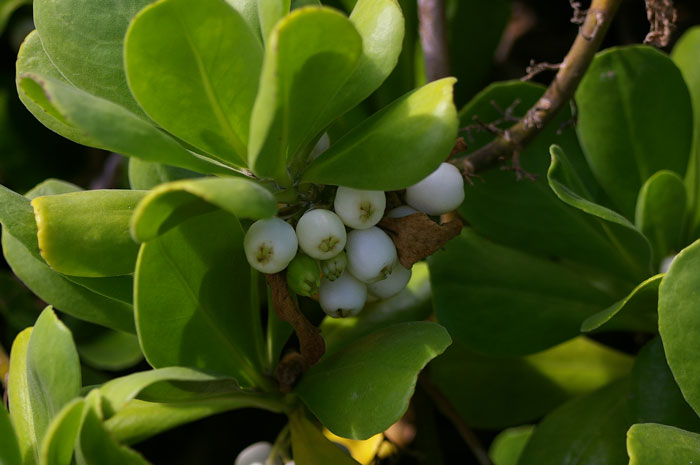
(302, 78, 458, 190)
(549, 144, 653, 282)
(319, 0, 404, 125)
(672, 27, 700, 238)
(629, 338, 700, 433)
(8, 328, 34, 465)
(39, 399, 85, 465)
(321, 261, 432, 357)
(0, 404, 22, 465)
(575, 45, 693, 218)
(581, 274, 661, 333)
(658, 238, 700, 416)
(77, 330, 143, 372)
(226, 0, 261, 39)
(429, 229, 613, 355)
(627, 424, 700, 465)
(135, 211, 268, 388)
(106, 395, 287, 445)
(25, 179, 82, 200)
(257, 0, 290, 43)
(128, 159, 202, 191)
(0, 183, 41, 259)
(456, 82, 641, 283)
(249, 7, 362, 183)
(76, 407, 152, 465)
(17, 72, 232, 176)
(429, 337, 633, 429)
(125, 0, 263, 167)
(518, 380, 631, 465)
(488, 426, 534, 465)
(33, 0, 150, 115)
(289, 411, 360, 465)
(635, 170, 687, 264)
(25, 308, 81, 445)
(32, 190, 146, 277)
(296, 321, 451, 439)
(2, 229, 135, 332)
(15, 31, 98, 149)
(130, 177, 277, 242)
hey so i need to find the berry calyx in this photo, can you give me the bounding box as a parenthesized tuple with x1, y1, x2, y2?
(319, 272, 367, 318)
(406, 162, 465, 215)
(295, 209, 347, 260)
(345, 227, 398, 283)
(334, 187, 386, 229)
(286, 253, 321, 297)
(244, 218, 298, 274)
(367, 263, 412, 299)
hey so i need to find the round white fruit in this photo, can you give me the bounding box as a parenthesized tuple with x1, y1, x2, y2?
(368, 263, 412, 299)
(334, 187, 386, 229)
(244, 218, 298, 274)
(319, 272, 367, 318)
(387, 205, 419, 218)
(235, 442, 273, 465)
(295, 209, 347, 260)
(345, 227, 397, 283)
(321, 250, 347, 281)
(406, 162, 465, 215)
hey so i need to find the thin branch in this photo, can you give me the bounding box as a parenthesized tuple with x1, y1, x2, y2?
(89, 152, 124, 190)
(419, 373, 493, 465)
(418, 0, 450, 81)
(643, 0, 676, 47)
(451, 0, 623, 176)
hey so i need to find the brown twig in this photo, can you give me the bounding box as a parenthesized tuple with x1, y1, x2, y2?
(451, 0, 623, 176)
(419, 373, 493, 465)
(418, 0, 450, 81)
(643, 0, 676, 47)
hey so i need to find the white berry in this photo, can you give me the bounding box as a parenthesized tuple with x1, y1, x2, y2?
(406, 162, 465, 215)
(387, 205, 419, 218)
(346, 227, 397, 283)
(235, 442, 273, 465)
(321, 250, 347, 281)
(295, 209, 347, 260)
(319, 272, 367, 318)
(368, 263, 412, 299)
(334, 187, 386, 229)
(244, 218, 298, 274)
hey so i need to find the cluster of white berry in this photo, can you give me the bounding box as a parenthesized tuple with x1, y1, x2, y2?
(244, 163, 465, 318)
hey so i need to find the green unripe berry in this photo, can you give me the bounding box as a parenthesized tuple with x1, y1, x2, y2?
(286, 253, 321, 297)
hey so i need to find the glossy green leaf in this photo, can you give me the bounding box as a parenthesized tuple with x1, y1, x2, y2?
(518, 380, 631, 465)
(290, 411, 360, 465)
(0, 404, 21, 465)
(576, 45, 693, 218)
(25, 308, 81, 445)
(429, 229, 613, 356)
(15, 31, 97, 148)
(18, 72, 232, 176)
(321, 262, 432, 357)
(627, 424, 700, 465)
(457, 82, 642, 284)
(0, 183, 40, 259)
(39, 399, 85, 465)
(77, 330, 143, 372)
(32, 190, 145, 277)
(25, 179, 82, 200)
(128, 158, 202, 191)
(131, 177, 277, 242)
(296, 321, 451, 439)
(319, 0, 404, 125)
(549, 144, 653, 282)
(488, 426, 534, 465)
(135, 211, 267, 388)
(429, 337, 633, 429)
(76, 407, 152, 465)
(106, 394, 287, 445)
(257, 0, 289, 42)
(249, 7, 362, 183)
(33, 0, 150, 115)
(629, 339, 700, 433)
(8, 328, 35, 465)
(659, 238, 700, 416)
(125, 0, 262, 167)
(635, 170, 687, 263)
(302, 78, 458, 190)
(581, 275, 661, 333)
(672, 27, 700, 237)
